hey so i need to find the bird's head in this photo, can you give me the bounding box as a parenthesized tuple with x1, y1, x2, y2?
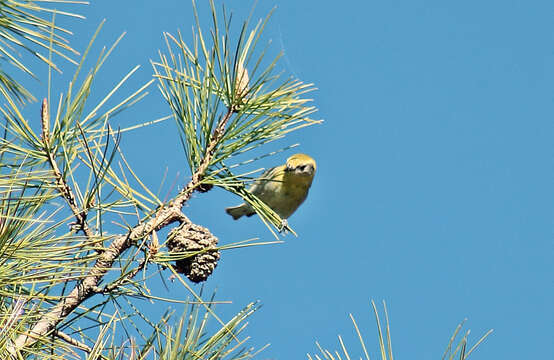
(285, 153, 316, 177)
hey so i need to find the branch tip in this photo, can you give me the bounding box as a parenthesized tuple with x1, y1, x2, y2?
(40, 98, 49, 144)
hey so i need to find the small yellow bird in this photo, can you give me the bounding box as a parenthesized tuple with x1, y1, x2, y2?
(225, 153, 316, 221)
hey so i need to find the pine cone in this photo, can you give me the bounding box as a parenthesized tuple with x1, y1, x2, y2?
(166, 222, 220, 283)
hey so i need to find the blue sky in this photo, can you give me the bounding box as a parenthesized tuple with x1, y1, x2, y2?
(20, 0, 553, 359)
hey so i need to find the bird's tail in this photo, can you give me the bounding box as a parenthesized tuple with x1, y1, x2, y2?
(225, 204, 255, 220)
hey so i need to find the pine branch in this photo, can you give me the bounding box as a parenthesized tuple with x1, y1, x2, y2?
(98, 258, 147, 294)
(4, 2, 319, 356)
(0, 0, 85, 103)
(53, 329, 92, 354)
(10, 99, 236, 353)
(41, 99, 94, 239)
(174, 106, 234, 207)
(152, 1, 320, 231)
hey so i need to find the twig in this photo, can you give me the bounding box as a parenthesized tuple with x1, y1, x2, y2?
(53, 329, 92, 353)
(11, 105, 234, 352)
(100, 258, 147, 293)
(41, 98, 94, 239)
(173, 107, 234, 208)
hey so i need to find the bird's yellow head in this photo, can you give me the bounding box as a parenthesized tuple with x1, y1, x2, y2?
(285, 153, 316, 177)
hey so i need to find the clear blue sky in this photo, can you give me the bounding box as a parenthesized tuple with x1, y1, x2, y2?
(23, 1, 553, 358)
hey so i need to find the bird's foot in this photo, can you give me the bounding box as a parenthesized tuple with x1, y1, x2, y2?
(278, 219, 290, 234)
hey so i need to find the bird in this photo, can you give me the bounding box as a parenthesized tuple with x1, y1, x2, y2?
(225, 153, 316, 222)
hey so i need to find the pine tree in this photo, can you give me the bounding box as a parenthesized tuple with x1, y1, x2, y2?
(0, 1, 490, 359)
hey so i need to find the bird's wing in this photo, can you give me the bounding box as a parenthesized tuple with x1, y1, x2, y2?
(248, 165, 284, 193)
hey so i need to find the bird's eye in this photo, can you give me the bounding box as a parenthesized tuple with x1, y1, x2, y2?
(298, 165, 306, 171)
